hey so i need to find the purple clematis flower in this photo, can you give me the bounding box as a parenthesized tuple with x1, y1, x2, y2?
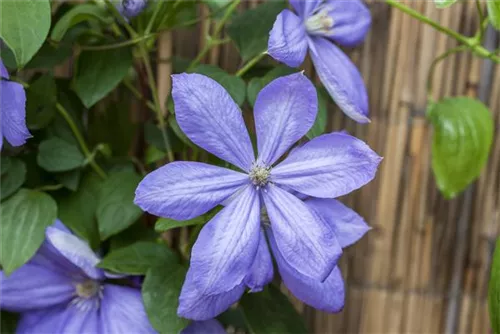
(0, 59, 31, 149)
(268, 0, 371, 123)
(0, 220, 156, 333)
(134, 72, 381, 320)
(118, 0, 147, 18)
(182, 319, 226, 334)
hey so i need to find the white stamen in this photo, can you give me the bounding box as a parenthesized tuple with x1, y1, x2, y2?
(249, 162, 271, 188)
(72, 280, 103, 311)
(305, 4, 334, 35)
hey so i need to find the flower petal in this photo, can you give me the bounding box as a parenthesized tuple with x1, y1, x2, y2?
(268, 229, 345, 312)
(262, 184, 341, 281)
(16, 303, 99, 334)
(272, 132, 381, 198)
(309, 36, 370, 123)
(182, 320, 226, 334)
(0, 264, 74, 312)
(268, 9, 308, 68)
(289, 0, 322, 18)
(254, 73, 317, 166)
(306, 198, 370, 248)
(172, 73, 254, 171)
(135, 161, 248, 220)
(45, 226, 104, 280)
(190, 185, 260, 294)
(0, 59, 9, 78)
(178, 269, 245, 321)
(323, 0, 371, 47)
(99, 284, 156, 333)
(244, 230, 274, 292)
(1, 80, 31, 147)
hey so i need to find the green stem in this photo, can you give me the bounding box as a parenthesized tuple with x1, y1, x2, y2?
(386, 0, 500, 63)
(123, 78, 157, 112)
(145, 0, 162, 35)
(236, 51, 267, 77)
(104, 0, 137, 37)
(56, 103, 107, 179)
(35, 184, 64, 192)
(80, 34, 155, 51)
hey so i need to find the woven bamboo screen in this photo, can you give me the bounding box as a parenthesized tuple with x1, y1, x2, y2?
(160, 1, 500, 333)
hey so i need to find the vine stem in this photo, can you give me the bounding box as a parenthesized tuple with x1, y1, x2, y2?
(385, 0, 500, 63)
(56, 103, 107, 179)
(236, 51, 267, 77)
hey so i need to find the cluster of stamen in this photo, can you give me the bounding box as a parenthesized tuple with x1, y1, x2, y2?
(305, 5, 334, 35)
(72, 280, 103, 311)
(249, 163, 271, 189)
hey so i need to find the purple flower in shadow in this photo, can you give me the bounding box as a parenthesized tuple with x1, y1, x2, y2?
(134, 72, 381, 320)
(0, 220, 156, 333)
(118, 0, 147, 19)
(0, 59, 31, 149)
(268, 0, 372, 123)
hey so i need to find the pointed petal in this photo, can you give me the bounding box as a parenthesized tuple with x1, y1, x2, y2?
(178, 269, 245, 321)
(289, 0, 321, 18)
(135, 161, 248, 220)
(0, 264, 74, 312)
(262, 185, 341, 281)
(323, 0, 371, 47)
(1, 81, 31, 147)
(182, 320, 226, 334)
(309, 37, 369, 123)
(100, 285, 156, 333)
(0, 59, 8, 78)
(16, 304, 99, 334)
(190, 185, 260, 294)
(244, 230, 274, 292)
(254, 73, 317, 166)
(272, 132, 381, 198)
(268, 10, 308, 68)
(268, 229, 345, 312)
(172, 73, 254, 171)
(45, 226, 104, 280)
(306, 198, 370, 248)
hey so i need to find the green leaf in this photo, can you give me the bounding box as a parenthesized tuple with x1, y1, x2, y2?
(73, 47, 133, 108)
(155, 215, 206, 232)
(145, 145, 167, 164)
(142, 265, 189, 333)
(247, 65, 298, 107)
(97, 171, 143, 240)
(192, 64, 246, 106)
(487, 0, 500, 30)
(37, 137, 85, 172)
(0, 189, 57, 274)
(240, 285, 308, 334)
(307, 87, 329, 139)
(433, 0, 457, 8)
(51, 4, 113, 42)
(1, 158, 26, 201)
(109, 221, 158, 251)
(55, 169, 82, 192)
(26, 74, 58, 130)
(429, 97, 494, 198)
(489, 238, 500, 334)
(57, 172, 101, 249)
(227, 1, 286, 62)
(0, 0, 51, 67)
(98, 241, 177, 275)
(25, 42, 73, 69)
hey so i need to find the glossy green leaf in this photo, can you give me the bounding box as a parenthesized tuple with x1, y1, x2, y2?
(97, 171, 143, 240)
(73, 48, 133, 108)
(142, 265, 189, 333)
(227, 1, 286, 62)
(26, 74, 58, 130)
(1, 158, 26, 201)
(247, 65, 297, 107)
(51, 4, 112, 42)
(307, 87, 329, 139)
(489, 238, 500, 334)
(98, 242, 177, 275)
(192, 64, 246, 106)
(0, 189, 57, 274)
(0, 0, 51, 67)
(55, 169, 82, 192)
(429, 97, 494, 198)
(37, 137, 85, 172)
(240, 284, 308, 334)
(434, 0, 457, 8)
(487, 0, 500, 30)
(57, 172, 101, 249)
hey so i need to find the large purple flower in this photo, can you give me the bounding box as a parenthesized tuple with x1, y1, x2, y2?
(0, 59, 31, 149)
(268, 0, 371, 123)
(0, 220, 156, 333)
(134, 72, 381, 320)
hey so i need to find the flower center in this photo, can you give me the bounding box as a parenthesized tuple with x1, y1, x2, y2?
(305, 5, 334, 35)
(249, 163, 271, 189)
(75, 280, 101, 299)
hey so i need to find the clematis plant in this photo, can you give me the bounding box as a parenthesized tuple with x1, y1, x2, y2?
(268, 0, 371, 123)
(118, 0, 148, 18)
(0, 59, 31, 149)
(135, 72, 381, 320)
